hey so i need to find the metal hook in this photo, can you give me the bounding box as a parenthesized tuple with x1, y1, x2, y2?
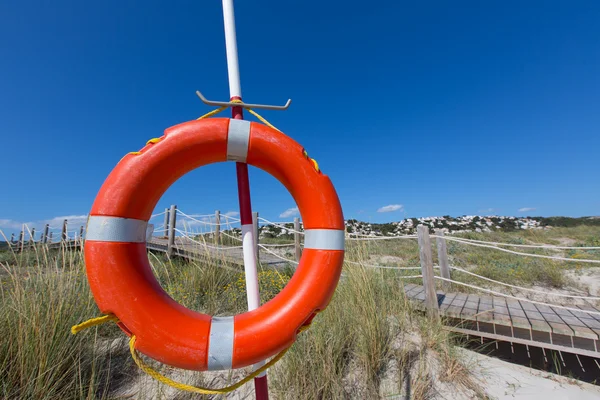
(195, 90, 292, 110)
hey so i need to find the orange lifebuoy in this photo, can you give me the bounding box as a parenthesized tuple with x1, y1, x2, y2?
(84, 118, 345, 371)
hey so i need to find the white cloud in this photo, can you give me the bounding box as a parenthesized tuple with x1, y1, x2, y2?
(223, 211, 240, 218)
(46, 215, 88, 228)
(518, 207, 536, 213)
(0, 215, 88, 231)
(279, 207, 299, 218)
(0, 219, 27, 229)
(377, 204, 404, 213)
(478, 208, 495, 213)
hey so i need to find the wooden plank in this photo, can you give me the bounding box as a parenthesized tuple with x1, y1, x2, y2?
(434, 229, 451, 290)
(534, 303, 574, 337)
(491, 296, 514, 337)
(476, 295, 495, 323)
(402, 283, 419, 294)
(552, 307, 599, 340)
(446, 293, 468, 318)
(491, 296, 512, 327)
(417, 225, 439, 317)
(167, 205, 177, 256)
(446, 326, 600, 359)
(576, 304, 600, 324)
(404, 284, 424, 298)
(571, 307, 600, 337)
(439, 292, 457, 312)
(506, 298, 531, 330)
(410, 286, 426, 302)
(403, 285, 424, 302)
(461, 293, 480, 320)
(520, 301, 552, 333)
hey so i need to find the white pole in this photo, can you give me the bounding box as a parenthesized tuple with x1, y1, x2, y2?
(222, 0, 242, 99)
(222, 0, 262, 321)
(221, 0, 268, 389)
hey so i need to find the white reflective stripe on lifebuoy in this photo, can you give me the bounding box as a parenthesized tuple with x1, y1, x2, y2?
(227, 119, 251, 162)
(85, 216, 148, 243)
(207, 316, 234, 370)
(304, 229, 345, 251)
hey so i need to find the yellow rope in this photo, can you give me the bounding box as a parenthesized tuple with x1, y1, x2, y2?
(197, 106, 227, 120)
(71, 314, 119, 335)
(310, 158, 320, 172)
(129, 335, 288, 395)
(125, 99, 280, 160)
(302, 149, 321, 173)
(73, 312, 315, 394)
(246, 109, 281, 132)
(196, 99, 282, 132)
(128, 321, 312, 395)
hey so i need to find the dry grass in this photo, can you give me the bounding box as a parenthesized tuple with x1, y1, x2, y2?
(0, 234, 497, 399)
(0, 242, 110, 399)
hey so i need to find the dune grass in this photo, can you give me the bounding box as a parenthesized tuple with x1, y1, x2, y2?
(0, 236, 482, 399)
(2, 224, 599, 398)
(0, 242, 109, 399)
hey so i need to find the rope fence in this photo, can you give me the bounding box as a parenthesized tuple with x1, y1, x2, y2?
(448, 265, 600, 300)
(436, 235, 600, 250)
(5, 210, 599, 313)
(430, 234, 600, 264)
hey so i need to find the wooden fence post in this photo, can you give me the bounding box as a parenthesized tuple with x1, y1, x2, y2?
(29, 228, 36, 247)
(79, 226, 84, 241)
(294, 217, 301, 262)
(417, 225, 439, 318)
(10, 233, 15, 244)
(61, 219, 68, 242)
(215, 210, 221, 245)
(167, 204, 177, 257)
(163, 208, 169, 237)
(19, 228, 24, 252)
(42, 224, 49, 244)
(252, 211, 259, 265)
(49, 232, 53, 243)
(435, 229, 451, 290)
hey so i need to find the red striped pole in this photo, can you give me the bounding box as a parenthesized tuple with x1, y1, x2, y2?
(222, 1, 269, 398)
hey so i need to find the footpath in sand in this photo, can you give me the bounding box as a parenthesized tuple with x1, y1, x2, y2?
(460, 348, 600, 400)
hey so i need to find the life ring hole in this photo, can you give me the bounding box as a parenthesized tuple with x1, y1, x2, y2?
(146, 163, 301, 316)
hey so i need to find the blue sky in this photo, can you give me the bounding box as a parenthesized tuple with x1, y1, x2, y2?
(1, 0, 599, 236)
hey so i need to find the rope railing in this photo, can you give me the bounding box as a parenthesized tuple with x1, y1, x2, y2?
(347, 234, 418, 241)
(439, 235, 600, 250)
(150, 211, 167, 219)
(257, 244, 299, 265)
(433, 276, 600, 317)
(173, 228, 243, 250)
(430, 234, 600, 264)
(219, 230, 243, 242)
(448, 265, 600, 300)
(257, 217, 304, 235)
(177, 211, 223, 227)
(344, 259, 438, 271)
(259, 220, 297, 226)
(177, 209, 243, 224)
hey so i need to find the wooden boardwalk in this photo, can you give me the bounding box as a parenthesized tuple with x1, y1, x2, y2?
(403, 283, 600, 358)
(9, 237, 293, 268)
(147, 237, 291, 267)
